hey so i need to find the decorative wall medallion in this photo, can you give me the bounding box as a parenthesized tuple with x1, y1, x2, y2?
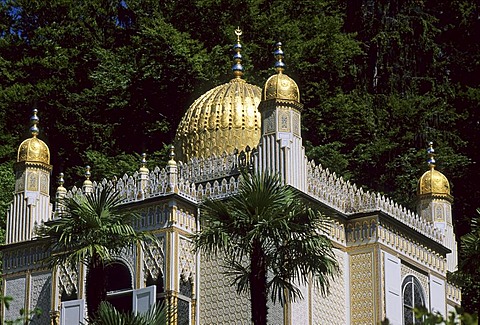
(15, 171, 25, 192)
(40, 173, 48, 194)
(278, 110, 290, 132)
(292, 111, 300, 136)
(27, 172, 38, 191)
(264, 109, 276, 134)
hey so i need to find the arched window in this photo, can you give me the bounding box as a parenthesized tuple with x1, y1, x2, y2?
(402, 275, 425, 325)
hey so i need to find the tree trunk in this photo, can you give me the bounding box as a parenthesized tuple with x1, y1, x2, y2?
(86, 254, 107, 321)
(250, 240, 268, 325)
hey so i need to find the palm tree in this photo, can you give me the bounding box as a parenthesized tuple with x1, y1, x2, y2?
(36, 185, 154, 321)
(194, 172, 339, 325)
(90, 301, 166, 325)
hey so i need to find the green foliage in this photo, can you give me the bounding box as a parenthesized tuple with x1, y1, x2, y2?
(413, 306, 478, 325)
(450, 209, 480, 314)
(90, 301, 166, 325)
(194, 172, 338, 324)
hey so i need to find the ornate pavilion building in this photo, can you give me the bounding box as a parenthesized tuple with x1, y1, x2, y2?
(1, 30, 460, 325)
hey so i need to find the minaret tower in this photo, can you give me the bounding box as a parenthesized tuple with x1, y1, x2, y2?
(417, 142, 458, 271)
(256, 42, 307, 190)
(6, 109, 53, 244)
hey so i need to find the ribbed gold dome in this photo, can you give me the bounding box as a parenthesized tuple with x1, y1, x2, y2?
(17, 109, 50, 165)
(175, 78, 262, 161)
(263, 73, 300, 102)
(17, 137, 50, 165)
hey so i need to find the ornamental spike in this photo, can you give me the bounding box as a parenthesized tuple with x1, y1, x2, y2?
(232, 27, 244, 79)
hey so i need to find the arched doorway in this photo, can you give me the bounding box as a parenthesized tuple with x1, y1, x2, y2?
(104, 261, 133, 313)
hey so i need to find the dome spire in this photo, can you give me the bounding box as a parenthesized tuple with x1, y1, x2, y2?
(232, 27, 244, 79)
(427, 141, 436, 169)
(30, 109, 39, 137)
(274, 42, 285, 74)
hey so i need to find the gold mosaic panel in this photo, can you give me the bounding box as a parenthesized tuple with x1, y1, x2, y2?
(350, 251, 375, 325)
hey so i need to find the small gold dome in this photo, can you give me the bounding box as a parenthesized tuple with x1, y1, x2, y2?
(418, 168, 450, 196)
(17, 109, 50, 165)
(17, 137, 50, 165)
(263, 72, 300, 102)
(417, 143, 451, 197)
(175, 78, 262, 161)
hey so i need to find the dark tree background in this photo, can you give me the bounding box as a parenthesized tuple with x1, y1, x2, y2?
(0, 0, 479, 313)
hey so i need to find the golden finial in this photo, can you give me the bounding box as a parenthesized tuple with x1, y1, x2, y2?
(58, 173, 65, 187)
(232, 27, 244, 79)
(139, 153, 148, 173)
(274, 42, 285, 74)
(427, 142, 436, 169)
(30, 109, 39, 137)
(84, 165, 91, 181)
(168, 145, 176, 167)
(235, 27, 242, 41)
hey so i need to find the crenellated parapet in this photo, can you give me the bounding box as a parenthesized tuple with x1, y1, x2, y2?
(306, 160, 444, 243)
(61, 165, 242, 207)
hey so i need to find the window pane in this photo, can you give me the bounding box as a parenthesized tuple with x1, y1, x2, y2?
(413, 285, 424, 307)
(404, 306, 414, 325)
(404, 282, 413, 307)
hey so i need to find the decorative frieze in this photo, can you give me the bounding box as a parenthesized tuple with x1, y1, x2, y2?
(379, 223, 445, 273)
(446, 282, 461, 305)
(2, 245, 49, 274)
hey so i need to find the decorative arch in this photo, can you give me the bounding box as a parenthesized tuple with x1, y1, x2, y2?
(103, 261, 134, 313)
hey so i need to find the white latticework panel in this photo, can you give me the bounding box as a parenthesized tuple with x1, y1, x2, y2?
(4, 277, 26, 322)
(30, 272, 51, 325)
(179, 237, 195, 280)
(312, 248, 346, 324)
(58, 263, 78, 297)
(143, 235, 165, 282)
(199, 253, 251, 324)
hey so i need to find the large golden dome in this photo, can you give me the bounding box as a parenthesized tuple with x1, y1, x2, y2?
(17, 109, 50, 165)
(263, 42, 300, 103)
(175, 78, 261, 161)
(175, 29, 262, 161)
(417, 143, 451, 197)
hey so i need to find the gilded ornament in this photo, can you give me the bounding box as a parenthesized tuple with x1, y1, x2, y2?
(17, 110, 51, 165)
(417, 143, 451, 197)
(175, 78, 261, 162)
(175, 30, 262, 161)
